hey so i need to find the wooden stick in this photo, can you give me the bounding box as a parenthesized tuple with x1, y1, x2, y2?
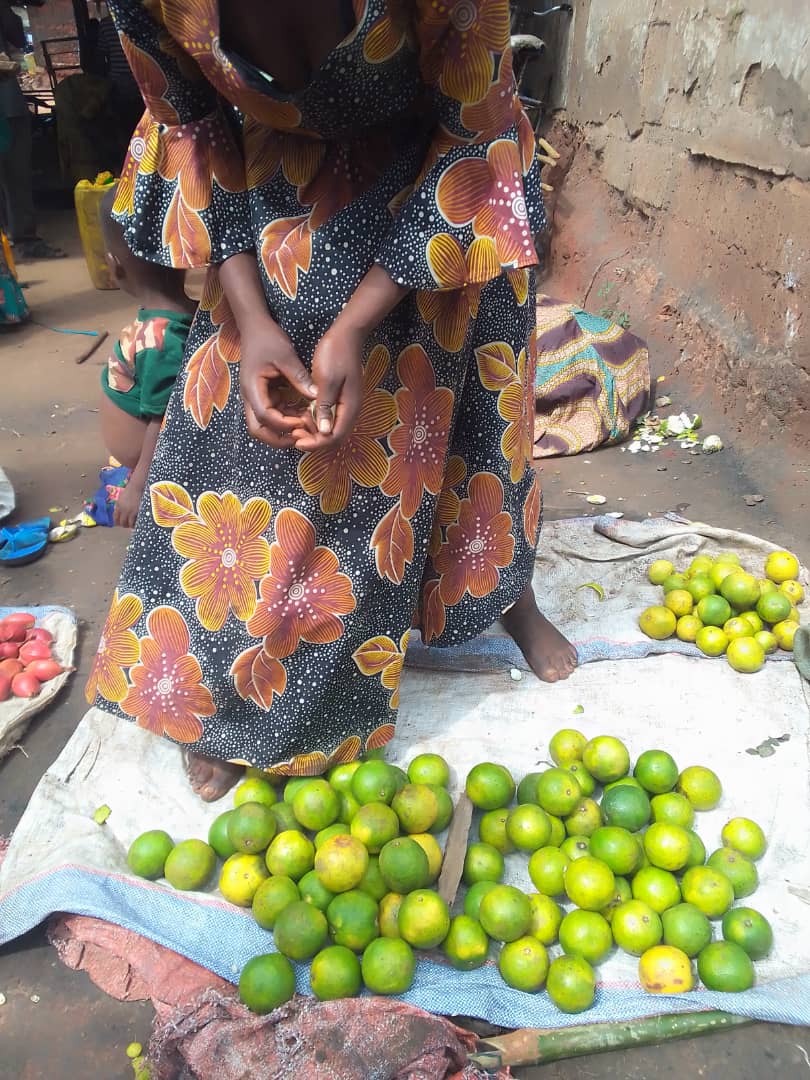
(75, 330, 108, 365)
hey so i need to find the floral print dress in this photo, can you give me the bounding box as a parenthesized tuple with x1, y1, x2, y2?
(88, 0, 546, 774)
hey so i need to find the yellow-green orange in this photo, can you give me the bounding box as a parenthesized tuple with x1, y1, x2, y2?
(228, 802, 276, 854)
(536, 768, 582, 816)
(681, 866, 734, 918)
(314, 834, 369, 892)
(633, 750, 678, 795)
(327, 761, 361, 794)
(164, 839, 216, 891)
(464, 880, 498, 921)
(309, 944, 362, 1000)
(378, 837, 430, 893)
(639, 606, 677, 640)
(499, 936, 549, 992)
(559, 910, 613, 965)
(127, 830, 174, 880)
(443, 914, 489, 970)
(706, 847, 758, 898)
(780, 579, 805, 605)
(564, 856, 615, 911)
(398, 889, 450, 949)
(428, 785, 454, 833)
(465, 762, 515, 810)
(351, 760, 398, 806)
(528, 846, 569, 896)
(361, 938, 415, 995)
(665, 590, 693, 618)
(688, 555, 715, 576)
(726, 636, 765, 673)
(409, 833, 443, 882)
(506, 804, 552, 852)
(350, 802, 399, 854)
(661, 903, 712, 957)
(611, 900, 662, 955)
(686, 575, 715, 603)
(479, 808, 514, 854)
(392, 783, 438, 834)
(355, 855, 389, 901)
(462, 842, 504, 885)
(219, 853, 269, 907)
(298, 870, 336, 912)
(252, 875, 300, 929)
(478, 884, 532, 942)
(723, 616, 755, 641)
(266, 830, 315, 881)
(677, 615, 703, 642)
(564, 797, 602, 837)
(648, 559, 675, 585)
(566, 762, 596, 797)
(650, 793, 695, 829)
(720, 571, 760, 611)
(756, 590, 792, 625)
(208, 811, 238, 860)
(631, 867, 681, 914)
(379, 892, 404, 937)
(233, 777, 277, 808)
(273, 901, 328, 961)
(589, 827, 640, 876)
(722, 907, 773, 960)
(722, 817, 767, 860)
(327, 889, 380, 952)
(549, 728, 587, 767)
(644, 823, 691, 872)
(546, 955, 595, 1013)
(292, 780, 340, 831)
(677, 766, 722, 810)
(755, 630, 778, 654)
(695, 626, 729, 657)
(527, 893, 564, 945)
(764, 550, 800, 584)
(407, 753, 450, 788)
(773, 619, 798, 650)
(239, 954, 295, 1014)
(582, 736, 630, 783)
(697, 940, 754, 991)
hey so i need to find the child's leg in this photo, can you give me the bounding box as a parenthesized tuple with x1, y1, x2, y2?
(100, 394, 149, 470)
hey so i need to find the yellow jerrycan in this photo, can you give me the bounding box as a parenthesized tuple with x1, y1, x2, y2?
(75, 172, 118, 290)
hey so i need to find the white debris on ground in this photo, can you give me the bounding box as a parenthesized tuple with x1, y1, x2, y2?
(622, 410, 723, 456)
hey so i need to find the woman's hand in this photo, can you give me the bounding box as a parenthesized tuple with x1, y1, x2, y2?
(239, 315, 317, 447)
(290, 324, 366, 451)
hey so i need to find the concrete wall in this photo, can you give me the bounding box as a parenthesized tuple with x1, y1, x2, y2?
(540, 0, 809, 433)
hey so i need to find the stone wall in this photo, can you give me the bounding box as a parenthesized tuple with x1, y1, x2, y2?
(535, 0, 809, 434)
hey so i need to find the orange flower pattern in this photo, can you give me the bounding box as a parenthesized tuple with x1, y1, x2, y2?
(382, 345, 454, 517)
(476, 341, 532, 482)
(85, 590, 143, 704)
(298, 346, 396, 514)
(353, 631, 410, 709)
(95, 0, 545, 768)
(247, 509, 357, 659)
(171, 491, 272, 632)
(417, 234, 499, 352)
(121, 607, 216, 742)
(434, 472, 515, 605)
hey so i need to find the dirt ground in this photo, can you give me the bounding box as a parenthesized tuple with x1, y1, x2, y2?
(1, 213, 809, 1079)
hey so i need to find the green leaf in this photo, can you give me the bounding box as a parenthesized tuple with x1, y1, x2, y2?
(92, 804, 111, 825)
(573, 705, 585, 715)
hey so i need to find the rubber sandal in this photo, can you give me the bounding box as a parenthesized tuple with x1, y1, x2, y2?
(0, 516, 51, 566)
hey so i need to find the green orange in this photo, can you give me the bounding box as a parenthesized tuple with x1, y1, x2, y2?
(465, 762, 515, 810)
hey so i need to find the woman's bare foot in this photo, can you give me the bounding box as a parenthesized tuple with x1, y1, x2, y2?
(502, 582, 579, 683)
(184, 750, 242, 802)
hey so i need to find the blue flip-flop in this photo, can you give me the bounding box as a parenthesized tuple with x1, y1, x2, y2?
(0, 516, 51, 566)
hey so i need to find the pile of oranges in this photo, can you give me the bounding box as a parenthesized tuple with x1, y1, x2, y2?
(639, 549, 803, 672)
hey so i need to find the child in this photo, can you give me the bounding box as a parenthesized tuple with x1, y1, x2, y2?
(99, 187, 195, 527)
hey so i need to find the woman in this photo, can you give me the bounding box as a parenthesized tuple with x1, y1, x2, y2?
(88, 0, 577, 800)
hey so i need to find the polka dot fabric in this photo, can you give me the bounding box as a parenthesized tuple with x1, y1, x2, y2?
(93, 0, 546, 773)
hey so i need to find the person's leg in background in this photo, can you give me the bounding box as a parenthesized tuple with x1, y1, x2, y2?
(0, 112, 64, 259)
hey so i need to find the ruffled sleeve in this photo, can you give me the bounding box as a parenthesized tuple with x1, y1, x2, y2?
(375, 0, 545, 292)
(107, 0, 252, 268)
